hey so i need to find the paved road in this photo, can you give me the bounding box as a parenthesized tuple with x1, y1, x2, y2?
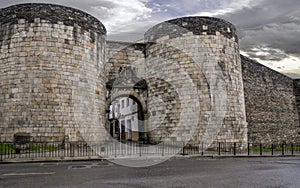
(0, 157, 300, 188)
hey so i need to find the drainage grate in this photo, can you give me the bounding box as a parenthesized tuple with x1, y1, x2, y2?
(95, 163, 110, 166)
(68, 162, 114, 169)
(40, 163, 59, 166)
(68, 165, 90, 170)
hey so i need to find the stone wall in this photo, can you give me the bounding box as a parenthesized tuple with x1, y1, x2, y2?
(1, 3, 299, 147)
(106, 41, 146, 80)
(0, 4, 107, 142)
(105, 41, 148, 113)
(294, 79, 300, 127)
(241, 55, 300, 144)
(144, 17, 247, 149)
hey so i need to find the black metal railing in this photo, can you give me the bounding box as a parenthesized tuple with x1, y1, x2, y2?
(1, 141, 300, 162)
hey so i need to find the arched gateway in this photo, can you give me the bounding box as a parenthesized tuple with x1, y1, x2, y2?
(106, 67, 148, 142)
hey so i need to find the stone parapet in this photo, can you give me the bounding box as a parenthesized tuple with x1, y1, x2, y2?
(145, 16, 238, 43)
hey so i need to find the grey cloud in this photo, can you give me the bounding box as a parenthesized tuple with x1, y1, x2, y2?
(243, 47, 289, 61)
(0, 0, 116, 16)
(240, 22, 300, 55)
(107, 21, 158, 42)
(2, 0, 300, 63)
(219, 0, 300, 61)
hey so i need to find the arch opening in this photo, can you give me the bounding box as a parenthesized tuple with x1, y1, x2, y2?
(107, 95, 148, 143)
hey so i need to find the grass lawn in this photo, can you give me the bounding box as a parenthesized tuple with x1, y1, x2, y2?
(0, 143, 15, 154)
(0, 143, 59, 154)
(249, 145, 300, 152)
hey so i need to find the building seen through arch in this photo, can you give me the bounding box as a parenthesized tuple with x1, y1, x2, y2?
(109, 97, 140, 142)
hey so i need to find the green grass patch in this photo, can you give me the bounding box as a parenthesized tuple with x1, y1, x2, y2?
(29, 144, 58, 151)
(0, 143, 59, 155)
(250, 145, 300, 152)
(0, 144, 15, 154)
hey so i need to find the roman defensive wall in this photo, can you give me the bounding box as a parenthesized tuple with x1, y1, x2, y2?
(0, 3, 299, 148)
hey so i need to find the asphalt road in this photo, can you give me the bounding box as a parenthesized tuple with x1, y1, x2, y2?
(0, 157, 300, 188)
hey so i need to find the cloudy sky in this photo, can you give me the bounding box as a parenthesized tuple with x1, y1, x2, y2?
(1, 0, 300, 78)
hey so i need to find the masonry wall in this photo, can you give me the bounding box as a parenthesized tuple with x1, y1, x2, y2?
(294, 79, 300, 127)
(106, 41, 146, 80)
(241, 55, 300, 144)
(105, 41, 147, 110)
(1, 3, 299, 147)
(0, 4, 107, 142)
(144, 17, 247, 149)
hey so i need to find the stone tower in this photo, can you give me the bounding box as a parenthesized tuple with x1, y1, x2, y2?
(144, 17, 247, 148)
(0, 4, 107, 142)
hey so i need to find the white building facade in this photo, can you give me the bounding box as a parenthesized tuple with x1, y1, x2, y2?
(109, 97, 139, 141)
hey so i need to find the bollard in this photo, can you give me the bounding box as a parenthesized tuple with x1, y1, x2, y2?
(291, 143, 294, 156)
(218, 142, 221, 156)
(282, 144, 284, 156)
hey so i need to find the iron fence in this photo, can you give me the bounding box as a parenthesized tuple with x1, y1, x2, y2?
(1, 141, 300, 162)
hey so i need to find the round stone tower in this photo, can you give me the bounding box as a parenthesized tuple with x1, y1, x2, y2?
(144, 17, 247, 149)
(0, 4, 107, 142)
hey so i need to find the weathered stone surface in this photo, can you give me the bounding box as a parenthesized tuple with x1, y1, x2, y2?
(0, 3, 299, 149)
(0, 3, 107, 142)
(106, 41, 146, 80)
(0, 4, 106, 34)
(144, 17, 247, 149)
(294, 79, 300, 127)
(145, 17, 238, 43)
(241, 55, 300, 144)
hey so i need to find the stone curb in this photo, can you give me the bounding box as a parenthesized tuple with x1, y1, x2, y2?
(1, 155, 299, 164)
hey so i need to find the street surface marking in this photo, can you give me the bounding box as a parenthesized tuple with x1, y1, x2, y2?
(2, 172, 56, 176)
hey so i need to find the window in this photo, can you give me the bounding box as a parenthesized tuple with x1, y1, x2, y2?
(127, 98, 129, 107)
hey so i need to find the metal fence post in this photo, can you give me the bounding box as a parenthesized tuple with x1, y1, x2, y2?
(201, 142, 204, 156)
(260, 143, 262, 156)
(233, 142, 236, 156)
(139, 142, 142, 157)
(218, 142, 221, 156)
(271, 144, 274, 156)
(247, 143, 250, 156)
(5, 144, 7, 159)
(29, 143, 31, 159)
(0, 145, 2, 161)
(114, 141, 117, 158)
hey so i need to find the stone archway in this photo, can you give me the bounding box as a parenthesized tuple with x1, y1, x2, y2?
(106, 67, 148, 142)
